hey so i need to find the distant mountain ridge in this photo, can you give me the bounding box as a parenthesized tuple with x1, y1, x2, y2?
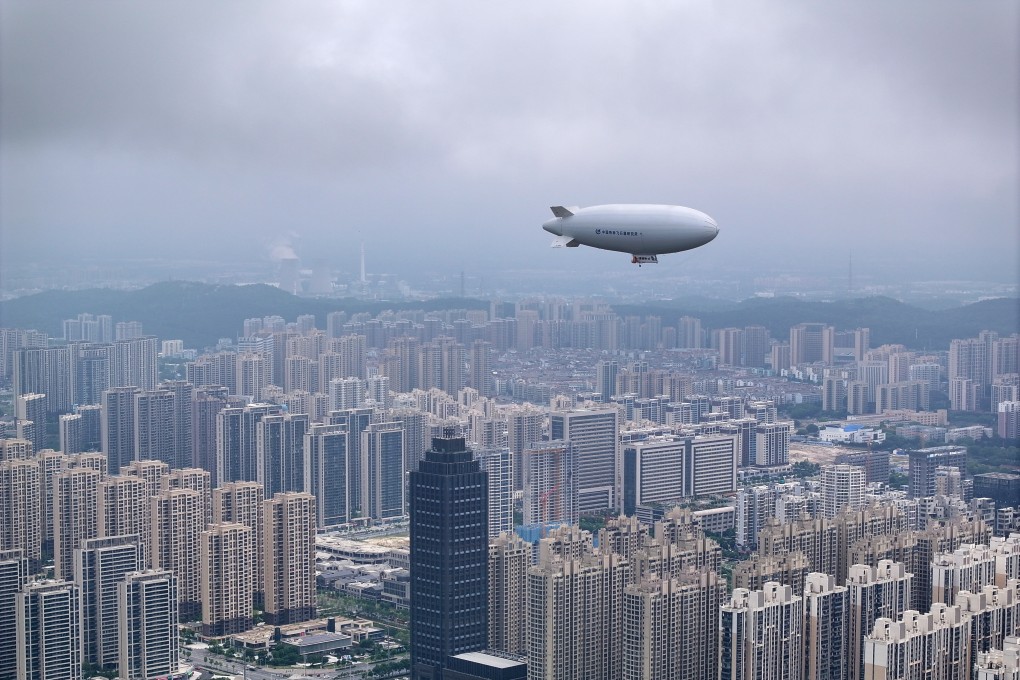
(0, 281, 1016, 351)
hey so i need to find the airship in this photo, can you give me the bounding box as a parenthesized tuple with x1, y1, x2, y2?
(542, 204, 719, 264)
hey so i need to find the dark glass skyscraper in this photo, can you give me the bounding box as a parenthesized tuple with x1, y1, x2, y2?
(410, 435, 488, 680)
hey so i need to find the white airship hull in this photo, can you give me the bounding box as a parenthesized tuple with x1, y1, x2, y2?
(543, 204, 718, 263)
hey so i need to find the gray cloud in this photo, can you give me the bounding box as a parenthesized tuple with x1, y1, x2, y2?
(1, 0, 1016, 285)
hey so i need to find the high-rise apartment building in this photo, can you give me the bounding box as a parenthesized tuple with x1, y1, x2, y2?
(759, 515, 838, 577)
(863, 604, 972, 680)
(755, 421, 792, 467)
(264, 492, 317, 626)
(329, 377, 365, 411)
(16, 580, 82, 680)
(950, 337, 988, 386)
(117, 570, 179, 680)
(622, 569, 725, 680)
(235, 352, 269, 401)
(59, 413, 84, 455)
(54, 467, 102, 581)
(803, 572, 850, 680)
(361, 421, 405, 520)
(931, 544, 997, 605)
(0, 550, 28, 680)
(677, 316, 702, 349)
(390, 408, 428, 478)
(956, 582, 1020, 656)
(550, 407, 620, 513)
(134, 389, 175, 467)
(505, 405, 544, 492)
(162, 380, 194, 469)
(998, 401, 1020, 440)
(908, 446, 967, 499)
(469, 340, 495, 398)
(74, 535, 142, 668)
(527, 552, 631, 680)
(257, 411, 309, 498)
(120, 458, 168, 497)
(0, 438, 33, 461)
(595, 360, 619, 402)
(216, 402, 282, 486)
(487, 532, 529, 657)
(304, 423, 350, 528)
(790, 322, 832, 365)
(821, 464, 866, 517)
(111, 336, 158, 391)
(327, 407, 374, 515)
(474, 447, 513, 539)
(0, 458, 42, 571)
(823, 376, 847, 412)
(720, 582, 804, 680)
(201, 522, 254, 636)
(14, 393, 47, 452)
(715, 327, 744, 366)
(151, 488, 203, 621)
(522, 440, 576, 526)
(847, 561, 913, 680)
(848, 381, 870, 415)
(213, 481, 265, 608)
(163, 467, 213, 524)
(381, 336, 420, 393)
(192, 385, 229, 485)
(410, 436, 489, 680)
(102, 386, 140, 472)
(336, 333, 367, 379)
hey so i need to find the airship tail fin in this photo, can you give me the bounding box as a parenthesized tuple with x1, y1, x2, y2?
(550, 206, 576, 218)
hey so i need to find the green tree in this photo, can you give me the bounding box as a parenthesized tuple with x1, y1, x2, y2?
(888, 470, 908, 489)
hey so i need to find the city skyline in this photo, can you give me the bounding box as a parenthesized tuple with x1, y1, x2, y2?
(0, 299, 1018, 678)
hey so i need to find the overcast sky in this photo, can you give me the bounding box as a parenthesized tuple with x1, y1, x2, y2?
(1, 1, 1017, 288)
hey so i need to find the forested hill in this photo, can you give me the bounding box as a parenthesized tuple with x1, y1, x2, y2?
(0, 281, 1016, 351)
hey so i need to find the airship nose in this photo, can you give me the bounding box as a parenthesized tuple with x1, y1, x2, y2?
(704, 217, 719, 241)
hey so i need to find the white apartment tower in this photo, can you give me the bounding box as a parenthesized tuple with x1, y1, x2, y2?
(821, 464, 866, 518)
(720, 582, 804, 680)
(863, 604, 972, 680)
